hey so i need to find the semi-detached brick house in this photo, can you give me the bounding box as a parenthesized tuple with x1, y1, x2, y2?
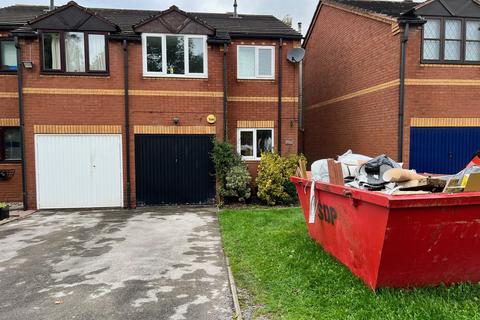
(303, 0, 480, 175)
(0, 1, 302, 209)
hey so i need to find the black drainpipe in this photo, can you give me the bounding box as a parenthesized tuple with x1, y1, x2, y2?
(14, 36, 28, 210)
(277, 38, 283, 155)
(223, 42, 228, 142)
(398, 22, 410, 163)
(123, 39, 131, 209)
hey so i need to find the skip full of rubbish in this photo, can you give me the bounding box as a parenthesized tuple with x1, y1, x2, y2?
(297, 150, 480, 195)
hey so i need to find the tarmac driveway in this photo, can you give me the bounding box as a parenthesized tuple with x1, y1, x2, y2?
(0, 207, 233, 320)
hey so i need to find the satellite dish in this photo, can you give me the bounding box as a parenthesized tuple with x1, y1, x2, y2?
(287, 48, 305, 63)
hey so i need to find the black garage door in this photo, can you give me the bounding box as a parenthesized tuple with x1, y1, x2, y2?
(135, 135, 216, 205)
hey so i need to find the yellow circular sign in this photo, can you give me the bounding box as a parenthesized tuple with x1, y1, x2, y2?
(207, 114, 217, 124)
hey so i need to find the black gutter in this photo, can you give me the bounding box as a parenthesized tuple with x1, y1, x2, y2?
(14, 36, 28, 210)
(207, 38, 231, 45)
(227, 33, 302, 40)
(0, 25, 22, 31)
(223, 42, 228, 142)
(278, 38, 283, 155)
(398, 22, 409, 163)
(10, 31, 37, 38)
(108, 34, 141, 41)
(108, 33, 302, 42)
(123, 39, 131, 209)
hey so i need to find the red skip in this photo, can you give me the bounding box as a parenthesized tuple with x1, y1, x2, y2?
(292, 176, 480, 290)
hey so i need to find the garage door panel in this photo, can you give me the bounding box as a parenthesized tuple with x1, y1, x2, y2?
(135, 135, 215, 205)
(35, 134, 123, 209)
(410, 127, 480, 174)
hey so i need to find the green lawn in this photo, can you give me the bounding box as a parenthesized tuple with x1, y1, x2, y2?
(219, 207, 480, 320)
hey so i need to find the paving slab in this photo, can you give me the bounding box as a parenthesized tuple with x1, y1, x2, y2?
(0, 206, 233, 320)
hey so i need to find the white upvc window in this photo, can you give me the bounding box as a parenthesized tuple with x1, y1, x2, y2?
(142, 33, 208, 78)
(237, 45, 275, 79)
(237, 128, 274, 160)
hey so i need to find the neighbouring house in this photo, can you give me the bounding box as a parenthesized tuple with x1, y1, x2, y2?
(303, 0, 480, 174)
(0, 1, 301, 209)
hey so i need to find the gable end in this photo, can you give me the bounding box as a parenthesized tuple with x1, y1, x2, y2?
(416, 0, 480, 18)
(134, 6, 215, 36)
(28, 1, 118, 32)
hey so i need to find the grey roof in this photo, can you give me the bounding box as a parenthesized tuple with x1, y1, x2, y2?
(0, 4, 301, 39)
(330, 0, 420, 18)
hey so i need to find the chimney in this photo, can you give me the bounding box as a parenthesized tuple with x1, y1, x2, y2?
(298, 22, 302, 34)
(233, 0, 238, 18)
(49, 0, 55, 11)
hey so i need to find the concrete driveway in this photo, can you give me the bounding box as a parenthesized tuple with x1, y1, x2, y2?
(0, 207, 233, 320)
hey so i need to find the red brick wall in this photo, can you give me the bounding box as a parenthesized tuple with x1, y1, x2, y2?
(0, 34, 21, 203)
(303, 5, 401, 164)
(0, 163, 22, 202)
(402, 26, 480, 168)
(226, 38, 299, 156)
(0, 35, 299, 208)
(304, 5, 480, 170)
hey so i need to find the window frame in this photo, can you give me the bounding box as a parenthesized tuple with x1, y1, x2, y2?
(465, 20, 480, 62)
(236, 128, 275, 161)
(443, 18, 463, 63)
(237, 45, 275, 80)
(0, 127, 21, 162)
(141, 33, 208, 78)
(421, 17, 480, 65)
(0, 38, 17, 74)
(39, 30, 109, 75)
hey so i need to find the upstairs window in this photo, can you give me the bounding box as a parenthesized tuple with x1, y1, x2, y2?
(0, 127, 21, 161)
(0, 40, 17, 72)
(41, 31, 108, 74)
(237, 45, 275, 79)
(466, 21, 480, 61)
(142, 33, 207, 77)
(422, 18, 480, 63)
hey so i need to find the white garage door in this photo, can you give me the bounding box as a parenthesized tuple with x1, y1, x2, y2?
(35, 134, 123, 209)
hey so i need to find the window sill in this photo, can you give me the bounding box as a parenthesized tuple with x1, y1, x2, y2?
(420, 63, 480, 68)
(242, 158, 261, 162)
(142, 74, 208, 79)
(237, 79, 275, 83)
(40, 72, 110, 78)
(0, 160, 22, 164)
(237, 77, 275, 81)
(0, 71, 17, 75)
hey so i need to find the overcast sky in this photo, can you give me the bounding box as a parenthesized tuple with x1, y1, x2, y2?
(1, 0, 425, 35)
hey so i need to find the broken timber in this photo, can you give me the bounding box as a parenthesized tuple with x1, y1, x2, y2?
(397, 178, 446, 192)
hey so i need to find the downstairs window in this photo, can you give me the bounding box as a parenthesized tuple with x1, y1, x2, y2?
(0, 127, 21, 161)
(237, 128, 274, 160)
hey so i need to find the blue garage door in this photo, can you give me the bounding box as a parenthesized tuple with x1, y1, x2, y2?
(410, 127, 480, 174)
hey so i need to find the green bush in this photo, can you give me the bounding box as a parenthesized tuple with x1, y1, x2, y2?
(256, 152, 306, 206)
(211, 139, 242, 182)
(212, 140, 251, 203)
(221, 165, 252, 202)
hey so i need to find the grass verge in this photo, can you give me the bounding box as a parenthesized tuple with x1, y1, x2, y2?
(219, 207, 480, 320)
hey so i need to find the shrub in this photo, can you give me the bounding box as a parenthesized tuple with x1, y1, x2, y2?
(211, 139, 242, 183)
(212, 140, 251, 203)
(221, 165, 252, 202)
(256, 152, 306, 206)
